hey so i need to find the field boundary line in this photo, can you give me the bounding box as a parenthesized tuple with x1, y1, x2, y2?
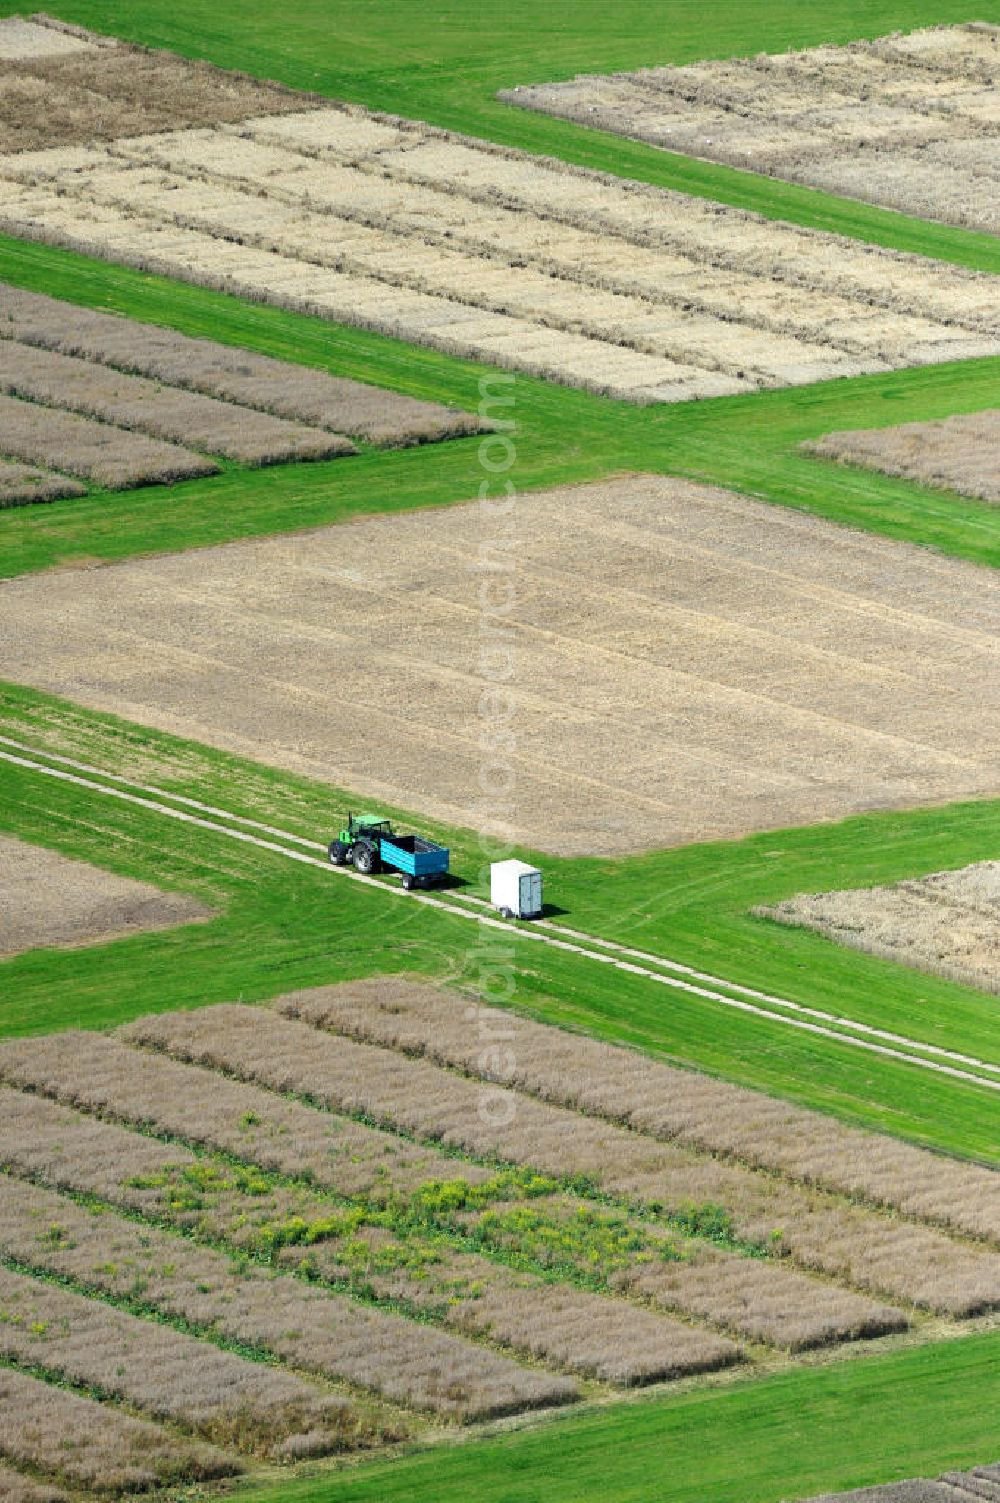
(2, 739, 999, 1094)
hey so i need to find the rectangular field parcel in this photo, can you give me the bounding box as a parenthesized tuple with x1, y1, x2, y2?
(1, 474, 997, 854)
(1, 38, 999, 402)
(0, 832, 210, 955)
(762, 861, 1000, 998)
(807, 410, 1000, 504)
(503, 24, 1000, 237)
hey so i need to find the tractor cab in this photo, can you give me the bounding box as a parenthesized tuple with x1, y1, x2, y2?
(341, 813, 392, 844)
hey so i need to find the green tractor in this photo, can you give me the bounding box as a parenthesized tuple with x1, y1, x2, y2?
(328, 813, 392, 875)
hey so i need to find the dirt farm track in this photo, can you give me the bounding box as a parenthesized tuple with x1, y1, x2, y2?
(1, 473, 998, 855)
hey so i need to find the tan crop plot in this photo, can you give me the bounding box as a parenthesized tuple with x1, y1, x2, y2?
(0, 833, 211, 956)
(502, 24, 1000, 236)
(0, 340, 354, 464)
(2, 474, 998, 854)
(1, 49, 999, 402)
(0, 391, 219, 488)
(0, 1464, 66, 1503)
(0, 457, 83, 504)
(807, 410, 1000, 504)
(761, 861, 1000, 998)
(119, 1003, 1000, 1317)
(0, 284, 485, 447)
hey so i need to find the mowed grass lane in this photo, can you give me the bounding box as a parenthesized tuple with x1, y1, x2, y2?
(2, 691, 1000, 1165)
(0, 237, 999, 578)
(236, 1330, 1000, 1503)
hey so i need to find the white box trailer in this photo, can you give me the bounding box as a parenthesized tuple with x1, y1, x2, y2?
(490, 859, 543, 920)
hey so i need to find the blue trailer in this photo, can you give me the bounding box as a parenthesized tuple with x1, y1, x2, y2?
(328, 813, 449, 890)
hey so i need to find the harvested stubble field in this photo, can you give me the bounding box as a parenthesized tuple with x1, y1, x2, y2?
(806, 410, 1000, 505)
(0, 61, 998, 402)
(761, 861, 1000, 999)
(0, 340, 353, 465)
(0, 283, 484, 448)
(1, 474, 998, 853)
(811, 1461, 1000, 1503)
(0, 458, 82, 505)
(0, 832, 211, 956)
(114, 1002, 1000, 1316)
(502, 24, 1000, 238)
(0, 391, 218, 488)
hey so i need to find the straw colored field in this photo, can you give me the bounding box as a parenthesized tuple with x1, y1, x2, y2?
(0, 21, 321, 153)
(0, 458, 82, 505)
(119, 1002, 1000, 1316)
(0, 1465, 65, 1503)
(761, 861, 1000, 998)
(1, 473, 998, 854)
(811, 1462, 1000, 1503)
(0, 283, 487, 447)
(806, 410, 1000, 504)
(0, 340, 354, 464)
(1, 87, 999, 401)
(0, 832, 210, 955)
(502, 24, 1000, 237)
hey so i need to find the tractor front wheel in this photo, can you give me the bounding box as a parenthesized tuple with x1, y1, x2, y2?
(328, 840, 348, 866)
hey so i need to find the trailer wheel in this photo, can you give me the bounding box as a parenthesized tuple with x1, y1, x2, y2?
(354, 842, 379, 875)
(498, 906, 514, 921)
(328, 840, 348, 866)
(400, 873, 415, 891)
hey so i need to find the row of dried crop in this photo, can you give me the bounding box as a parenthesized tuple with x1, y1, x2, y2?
(0, 1263, 379, 1459)
(0, 1049, 904, 1357)
(0, 282, 483, 447)
(0, 1170, 571, 1423)
(805, 411, 1000, 505)
(0, 457, 83, 505)
(282, 980, 1000, 1245)
(109, 1006, 1000, 1317)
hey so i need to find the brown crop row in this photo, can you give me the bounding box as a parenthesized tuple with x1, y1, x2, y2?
(0, 340, 354, 465)
(0, 391, 218, 488)
(805, 410, 1000, 504)
(0, 282, 485, 446)
(0, 1080, 738, 1385)
(0, 457, 83, 506)
(284, 979, 1000, 1245)
(0, 1264, 373, 1459)
(112, 1005, 1000, 1316)
(0, 1169, 572, 1422)
(760, 860, 1000, 1000)
(0, 1365, 236, 1495)
(1, 1054, 904, 1357)
(0, 1464, 65, 1503)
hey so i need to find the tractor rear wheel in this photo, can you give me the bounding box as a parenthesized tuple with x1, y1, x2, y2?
(328, 840, 348, 866)
(353, 842, 379, 875)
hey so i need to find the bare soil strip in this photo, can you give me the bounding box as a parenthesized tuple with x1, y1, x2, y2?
(2, 474, 997, 854)
(278, 978, 1000, 1245)
(0, 1169, 571, 1422)
(0, 391, 219, 488)
(117, 1004, 1000, 1315)
(0, 283, 484, 449)
(0, 341, 354, 464)
(807, 410, 1000, 504)
(501, 24, 1000, 236)
(0, 458, 82, 505)
(0, 69, 998, 400)
(762, 861, 1000, 999)
(0, 1264, 372, 1459)
(0, 833, 211, 956)
(0, 1364, 237, 1495)
(0, 17, 99, 62)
